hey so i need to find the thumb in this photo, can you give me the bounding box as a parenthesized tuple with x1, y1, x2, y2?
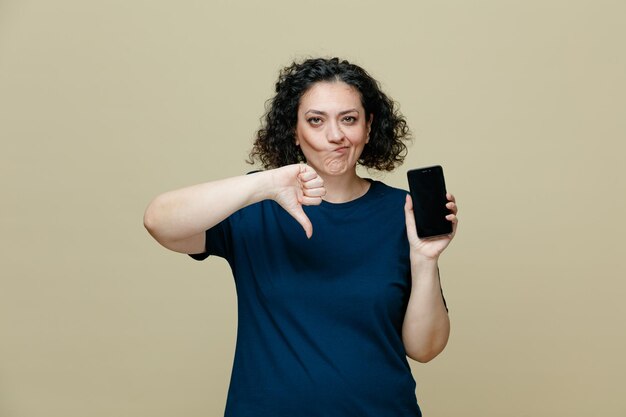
(289, 204, 314, 239)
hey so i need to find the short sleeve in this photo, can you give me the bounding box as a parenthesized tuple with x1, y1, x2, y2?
(188, 170, 261, 261)
(188, 217, 233, 261)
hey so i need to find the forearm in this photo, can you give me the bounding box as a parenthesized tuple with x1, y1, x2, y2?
(143, 170, 273, 244)
(401, 254, 450, 363)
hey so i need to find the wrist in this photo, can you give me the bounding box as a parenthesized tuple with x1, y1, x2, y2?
(263, 166, 287, 201)
(246, 170, 277, 204)
(409, 255, 440, 285)
(410, 250, 439, 268)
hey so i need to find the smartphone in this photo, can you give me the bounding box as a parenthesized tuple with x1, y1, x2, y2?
(407, 165, 452, 239)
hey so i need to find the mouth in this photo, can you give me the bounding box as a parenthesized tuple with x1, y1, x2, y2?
(333, 146, 349, 153)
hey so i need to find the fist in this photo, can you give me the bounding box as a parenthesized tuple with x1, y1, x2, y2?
(270, 164, 326, 238)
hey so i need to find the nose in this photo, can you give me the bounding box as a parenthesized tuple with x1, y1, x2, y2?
(327, 120, 345, 143)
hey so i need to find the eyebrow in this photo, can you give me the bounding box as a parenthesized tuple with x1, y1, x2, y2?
(304, 108, 360, 116)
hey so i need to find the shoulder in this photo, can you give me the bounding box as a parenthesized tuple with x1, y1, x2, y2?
(358, 180, 408, 220)
(368, 179, 408, 202)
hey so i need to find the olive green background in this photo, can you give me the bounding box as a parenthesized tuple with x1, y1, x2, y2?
(1, 0, 624, 416)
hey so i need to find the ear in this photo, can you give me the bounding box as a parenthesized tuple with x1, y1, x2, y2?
(366, 114, 373, 143)
(293, 129, 300, 146)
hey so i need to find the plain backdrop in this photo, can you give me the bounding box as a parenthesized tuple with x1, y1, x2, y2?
(1, 0, 625, 416)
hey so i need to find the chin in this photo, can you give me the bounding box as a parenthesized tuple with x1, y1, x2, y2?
(324, 165, 355, 177)
(319, 158, 357, 176)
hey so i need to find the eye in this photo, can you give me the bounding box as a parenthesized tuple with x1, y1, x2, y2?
(307, 117, 323, 126)
(342, 116, 357, 124)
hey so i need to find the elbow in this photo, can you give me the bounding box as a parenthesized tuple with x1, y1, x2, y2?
(143, 197, 165, 239)
(143, 204, 157, 235)
(143, 202, 174, 250)
(406, 348, 442, 363)
(404, 331, 450, 363)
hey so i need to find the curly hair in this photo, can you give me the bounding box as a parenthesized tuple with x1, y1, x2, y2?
(248, 57, 411, 171)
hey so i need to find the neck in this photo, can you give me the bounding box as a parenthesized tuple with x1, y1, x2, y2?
(320, 171, 370, 203)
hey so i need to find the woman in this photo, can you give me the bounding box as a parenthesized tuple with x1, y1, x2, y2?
(144, 57, 458, 417)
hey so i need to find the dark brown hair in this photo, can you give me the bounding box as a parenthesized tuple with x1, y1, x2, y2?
(248, 57, 411, 171)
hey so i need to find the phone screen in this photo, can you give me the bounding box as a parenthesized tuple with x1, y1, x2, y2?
(407, 165, 452, 238)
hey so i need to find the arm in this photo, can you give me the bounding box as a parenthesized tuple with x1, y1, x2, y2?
(401, 256, 450, 363)
(143, 164, 325, 254)
(401, 193, 458, 363)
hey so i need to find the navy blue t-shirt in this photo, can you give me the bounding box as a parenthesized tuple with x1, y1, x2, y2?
(190, 179, 445, 417)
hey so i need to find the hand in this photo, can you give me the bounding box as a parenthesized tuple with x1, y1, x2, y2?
(270, 164, 326, 238)
(404, 192, 458, 260)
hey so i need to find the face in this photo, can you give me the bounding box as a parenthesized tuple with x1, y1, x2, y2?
(295, 81, 372, 177)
